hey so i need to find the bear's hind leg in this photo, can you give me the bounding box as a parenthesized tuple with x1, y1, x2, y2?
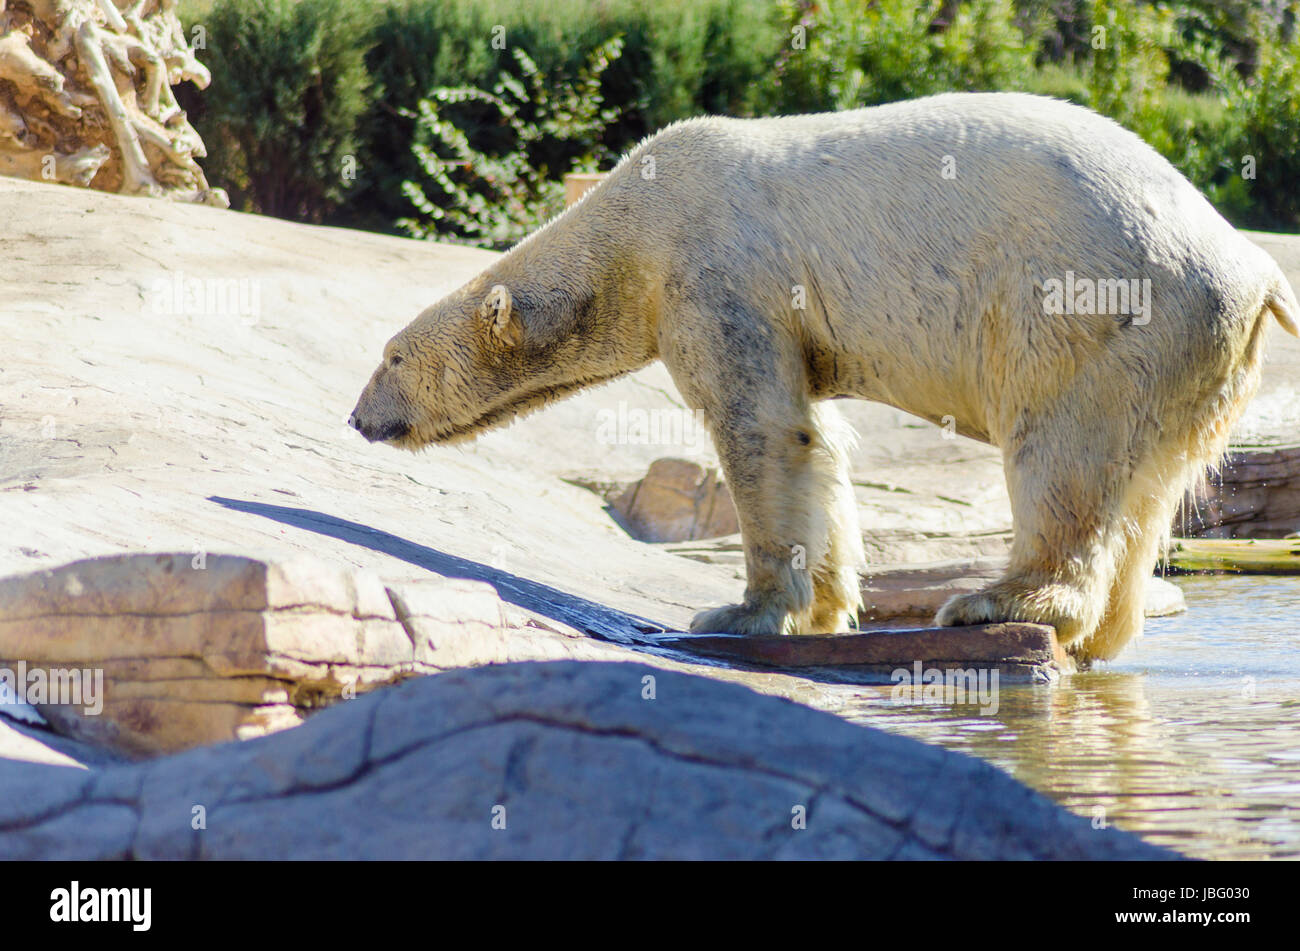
(1080, 367, 1252, 661)
(1075, 454, 1188, 661)
(936, 409, 1137, 647)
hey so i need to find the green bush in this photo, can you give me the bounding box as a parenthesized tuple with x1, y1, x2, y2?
(194, 0, 375, 222)
(344, 0, 497, 232)
(180, 0, 1300, 235)
(343, 0, 781, 232)
(765, 0, 1040, 113)
(1238, 34, 1300, 229)
(1019, 61, 1091, 103)
(1085, 0, 1176, 152)
(398, 38, 625, 249)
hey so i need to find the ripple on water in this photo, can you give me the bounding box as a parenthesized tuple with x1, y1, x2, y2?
(839, 576, 1300, 860)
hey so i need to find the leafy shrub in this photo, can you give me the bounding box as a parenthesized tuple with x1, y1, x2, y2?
(180, 0, 1300, 234)
(1020, 61, 1091, 102)
(1080, 2, 1261, 225)
(1085, 0, 1176, 151)
(320, 0, 781, 232)
(344, 0, 497, 232)
(1237, 32, 1300, 228)
(398, 38, 625, 249)
(765, 0, 1040, 113)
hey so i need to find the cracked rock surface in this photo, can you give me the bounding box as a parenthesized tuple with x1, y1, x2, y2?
(0, 661, 1178, 859)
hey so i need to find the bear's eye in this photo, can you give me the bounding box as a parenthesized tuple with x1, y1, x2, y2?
(389, 354, 404, 367)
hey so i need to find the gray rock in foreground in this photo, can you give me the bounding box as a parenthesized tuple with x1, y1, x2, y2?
(0, 661, 1178, 860)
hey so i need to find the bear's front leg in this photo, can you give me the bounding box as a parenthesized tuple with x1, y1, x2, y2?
(687, 426, 814, 636)
(686, 403, 860, 636)
(660, 298, 862, 637)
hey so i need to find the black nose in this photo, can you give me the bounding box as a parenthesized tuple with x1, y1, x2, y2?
(348, 412, 409, 443)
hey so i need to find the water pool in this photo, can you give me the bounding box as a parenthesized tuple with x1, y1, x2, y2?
(839, 575, 1300, 860)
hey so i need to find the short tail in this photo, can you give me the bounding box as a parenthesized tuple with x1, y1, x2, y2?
(1266, 271, 1300, 337)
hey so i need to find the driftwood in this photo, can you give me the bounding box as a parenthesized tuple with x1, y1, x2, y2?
(0, 0, 224, 205)
(1166, 537, 1300, 575)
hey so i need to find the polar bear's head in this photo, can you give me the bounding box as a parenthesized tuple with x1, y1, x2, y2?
(348, 278, 610, 449)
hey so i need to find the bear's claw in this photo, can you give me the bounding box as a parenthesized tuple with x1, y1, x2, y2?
(690, 599, 858, 636)
(690, 602, 795, 637)
(935, 581, 1089, 644)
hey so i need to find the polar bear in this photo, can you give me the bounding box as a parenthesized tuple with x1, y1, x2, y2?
(350, 92, 1298, 662)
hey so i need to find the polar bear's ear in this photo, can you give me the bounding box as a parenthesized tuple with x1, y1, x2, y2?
(479, 284, 523, 347)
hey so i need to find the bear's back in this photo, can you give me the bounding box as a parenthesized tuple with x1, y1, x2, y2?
(616, 93, 1264, 331)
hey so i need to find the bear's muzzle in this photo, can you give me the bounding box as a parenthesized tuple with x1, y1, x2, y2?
(348, 410, 409, 443)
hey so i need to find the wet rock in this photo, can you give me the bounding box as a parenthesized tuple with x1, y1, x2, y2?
(0, 662, 1180, 859)
(654, 621, 1075, 684)
(1165, 537, 1300, 574)
(1143, 576, 1187, 616)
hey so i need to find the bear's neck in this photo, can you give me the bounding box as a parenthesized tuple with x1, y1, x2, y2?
(493, 197, 662, 381)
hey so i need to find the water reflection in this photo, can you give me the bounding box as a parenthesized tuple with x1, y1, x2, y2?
(840, 576, 1300, 859)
